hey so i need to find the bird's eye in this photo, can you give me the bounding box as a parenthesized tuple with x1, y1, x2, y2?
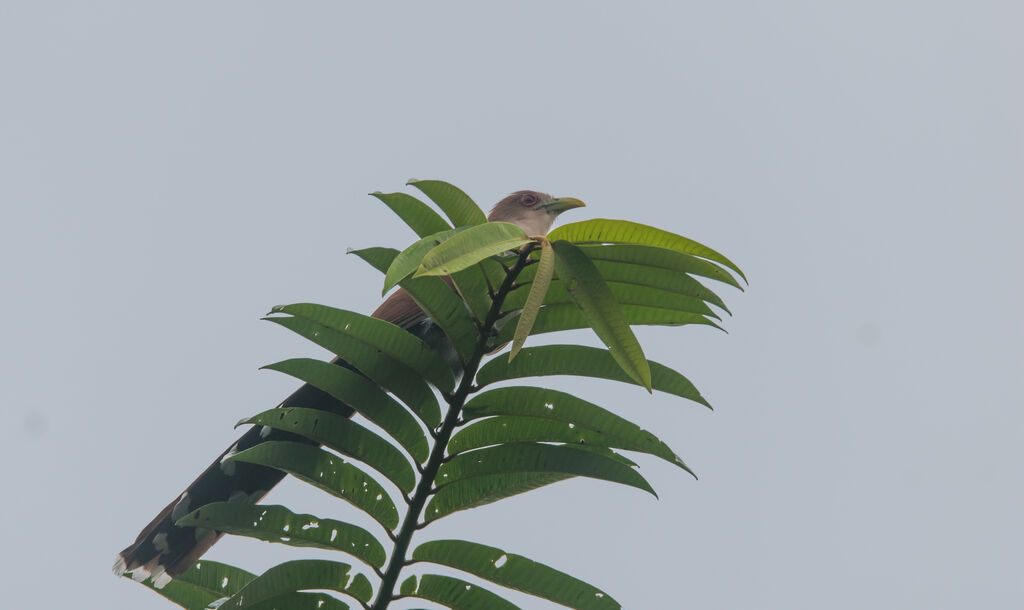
(521, 193, 538, 207)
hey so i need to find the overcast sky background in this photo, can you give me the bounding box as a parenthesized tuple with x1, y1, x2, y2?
(1, 2, 1021, 609)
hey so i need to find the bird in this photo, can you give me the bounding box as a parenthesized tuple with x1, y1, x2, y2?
(115, 190, 586, 588)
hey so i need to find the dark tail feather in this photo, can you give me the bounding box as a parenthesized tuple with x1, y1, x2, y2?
(115, 377, 355, 587)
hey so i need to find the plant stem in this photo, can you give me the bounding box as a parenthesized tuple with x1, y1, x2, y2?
(370, 247, 534, 609)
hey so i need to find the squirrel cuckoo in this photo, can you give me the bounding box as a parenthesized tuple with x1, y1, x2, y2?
(115, 190, 585, 587)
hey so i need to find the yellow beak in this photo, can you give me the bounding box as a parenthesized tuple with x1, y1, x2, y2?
(542, 197, 586, 214)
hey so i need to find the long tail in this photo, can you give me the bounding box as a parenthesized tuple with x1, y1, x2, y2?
(114, 376, 355, 588)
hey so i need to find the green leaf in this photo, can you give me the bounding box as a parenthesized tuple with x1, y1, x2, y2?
(370, 191, 452, 238)
(516, 252, 734, 311)
(503, 278, 719, 320)
(267, 302, 454, 395)
(548, 218, 746, 282)
(407, 179, 487, 227)
(383, 227, 466, 294)
(450, 264, 493, 322)
(496, 303, 719, 344)
(591, 259, 732, 313)
(510, 239, 553, 360)
(217, 560, 354, 609)
(458, 386, 692, 474)
(176, 503, 386, 570)
(134, 560, 254, 609)
(551, 240, 652, 390)
(245, 593, 351, 610)
(413, 540, 621, 610)
(401, 573, 521, 610)
(226, 441, 399, 531)
(415, 222, 530, 277)
(436, 442, 656, 496)
(263, 358, 429, 463)
(242, 408, 416, 494)
(424, 472, 573, 522)
(476, 344, 710, 407)
(350, 247, 479, 363)
(345, 573, 373, 604)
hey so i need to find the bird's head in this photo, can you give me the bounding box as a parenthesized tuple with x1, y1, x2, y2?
(487, 190, 586, 236)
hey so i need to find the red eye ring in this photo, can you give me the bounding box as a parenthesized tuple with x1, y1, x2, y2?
(521, 193, 538, 206)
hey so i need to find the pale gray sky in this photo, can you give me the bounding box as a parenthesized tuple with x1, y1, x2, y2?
(1, 2, 1021, 609)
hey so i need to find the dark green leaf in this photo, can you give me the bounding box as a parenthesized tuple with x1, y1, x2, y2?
(415, 222, 530, 277)
(476, 344, 710, 407)
(401, 573, 521, 610)
(226, 441, 399, 531)
(350, 247, 479, 363)
(462, 386, 688, 470)
(245, 593, 350, 610)
(176, 503, 386, 570)
(408, 179, 487, 227)
(267, 302, 454, 395)
(450, 263, 493, 323)
(134, 560, 254, 609)
(551, 240, 652, 390)
(436, 442, 656, 496)
(346, 573, 374, 604)
(548, 218, 746, 282)
(424, 472, 572, 522)
(413, 539, 621, 610)
(449, 416, 691, 475)
(263, 358, 429, 463)
(217, 560, 353, 609)
(241, 408, 416, 494)
(384, 227, 466, 294)
(371, 191, 452, 238)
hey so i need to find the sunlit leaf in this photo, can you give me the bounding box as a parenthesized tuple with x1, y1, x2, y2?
(241, 408, 416, 494)
(225, 441, 399, 531)
(510, 239, 553, 360)
(263, 358, 429, 463)
(371, 191, 451, 238)
(407, 179, 487, 227)
(383, 227, 466, 294)
(413, 540, 620, 610)
(436, 442, 656, 496)
(548, 218, 746, 282)
(415, 222, 530, 277)
(400, 573, 521, 610)
(551, 240, 652, 390)
(476, 344, 710, 407)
